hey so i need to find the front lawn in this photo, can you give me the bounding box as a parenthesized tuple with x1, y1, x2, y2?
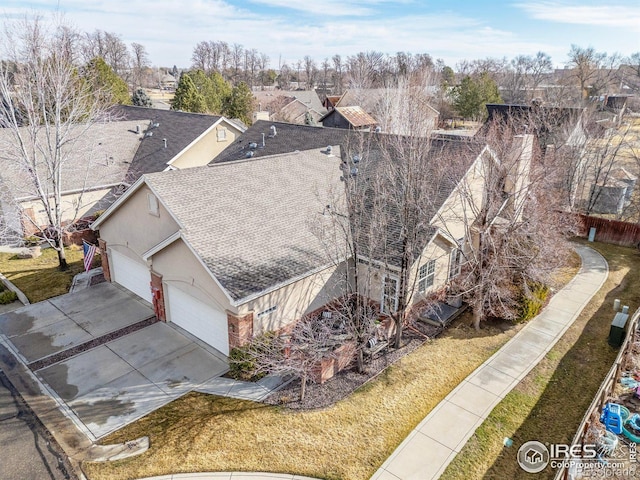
(440, 241, 637, 480)
(0, 246, 99, 303)
(84, 316, 522, 480)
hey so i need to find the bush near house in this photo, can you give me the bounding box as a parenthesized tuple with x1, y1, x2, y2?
(0, 290, 17, 304)
(518, 283, 550, 323)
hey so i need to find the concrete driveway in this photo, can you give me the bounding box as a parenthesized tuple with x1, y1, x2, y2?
(0, 283, 228, 440)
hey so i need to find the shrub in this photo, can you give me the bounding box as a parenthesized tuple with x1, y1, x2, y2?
(0, 290, 18, 304)
(517, 283, 550, 323)
(228, 332, 277, 381)
(23, 235, 41, 246)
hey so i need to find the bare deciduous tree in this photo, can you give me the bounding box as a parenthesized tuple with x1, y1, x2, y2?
(0, 16, 113, 269)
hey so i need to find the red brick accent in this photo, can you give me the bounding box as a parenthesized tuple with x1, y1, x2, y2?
(97, 238, 111, 282)
(334, 341, 357, 372)
(227, 311, 254, 349)
(311, 357, 335, 384)
(150, 271, 166, 321)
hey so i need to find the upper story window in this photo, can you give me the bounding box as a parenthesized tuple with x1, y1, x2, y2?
(147, 193, 159, 216)
(418, 260, 436, 292)
(449, 248, 462, 280)
(217, 127, 227, 142)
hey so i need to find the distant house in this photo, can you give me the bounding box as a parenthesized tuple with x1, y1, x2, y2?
(320, 106, 378, 131)
(254, 90, 327, 125)
(160, 73, 177, 90)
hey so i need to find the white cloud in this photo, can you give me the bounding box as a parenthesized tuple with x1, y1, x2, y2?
(515, 1, 640, 30)
(247, 0, 372, 16)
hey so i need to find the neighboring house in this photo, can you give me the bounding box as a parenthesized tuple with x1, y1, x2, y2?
(92, 128, 533, 360)
(320, 106, 378, 131)
(113, 105, 246, 172)
(333, 88, 440, 134)
(212, 120, 347, 164)
(91, 148, 346, 356)
(0, 106, 246, 242)
(254, 90, 327, 125)
(0, 121, 142, 238)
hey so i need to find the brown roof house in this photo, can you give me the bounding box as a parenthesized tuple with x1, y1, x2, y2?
(320, 106, 378, 131)
(92, 127, 534, 379)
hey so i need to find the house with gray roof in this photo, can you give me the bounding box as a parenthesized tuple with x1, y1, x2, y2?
(90, 128, 529, 361)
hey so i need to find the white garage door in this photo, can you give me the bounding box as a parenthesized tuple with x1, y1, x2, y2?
(109, 249, 152, 303)
(167, 285, 229, 355)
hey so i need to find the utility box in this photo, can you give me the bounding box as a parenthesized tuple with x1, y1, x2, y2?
(608, 312, 629, 347)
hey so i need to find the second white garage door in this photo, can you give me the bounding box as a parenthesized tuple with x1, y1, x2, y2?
(110, 249, 153, 303)
(166, 285, 229, 355)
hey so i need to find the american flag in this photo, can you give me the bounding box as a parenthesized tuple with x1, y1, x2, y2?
(83, 240, 98, 272)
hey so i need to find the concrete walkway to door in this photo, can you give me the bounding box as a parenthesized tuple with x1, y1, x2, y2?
(371, 245, 608, 480)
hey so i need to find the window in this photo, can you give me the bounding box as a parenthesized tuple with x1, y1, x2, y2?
(217, 127, 227, 142)
(147, 193, 159, 216)
(257, 305, 277, 318)
(449, 248, 462, 280)
(418, 260, 436, 292)
(381, 275, 399, 314)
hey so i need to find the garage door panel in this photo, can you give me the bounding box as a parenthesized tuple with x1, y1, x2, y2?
(167, 285, 229, 355)
(110, 250, 152, 303)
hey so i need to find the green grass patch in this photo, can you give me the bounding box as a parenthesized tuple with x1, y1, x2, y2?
(440, 241, 638, 480)
(0, 245, 100, 303)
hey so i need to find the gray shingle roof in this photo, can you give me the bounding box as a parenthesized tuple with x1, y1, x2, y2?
(0, 121, 142, 201)
(111, 105, 223, 175)
(145, 148, 345, 302)
(212, 120, 348, 164)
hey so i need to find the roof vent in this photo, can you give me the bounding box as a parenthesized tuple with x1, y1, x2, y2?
(153, 122, 160, 128)
(135, 125, 141, 134)
(350, 167, 358, 176)
(269, 125, 277, 137)
(249, 142, 258, 149)
(261, 132, 266, 147)
(352, 154, 360, 164)
(326, 145, 333, 154)
(246, 151, 255, 158)
(163, 138, 167, 148)
(374, 126, 382, 133)
(145, 131, 153, 138)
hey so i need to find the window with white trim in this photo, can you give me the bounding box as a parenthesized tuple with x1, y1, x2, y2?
(381, 275, 399, 314)
(147, 193, 159, 216)
(217, 127, 227, 142)
(449, 247, 462, 280)
(418, 260, 436, 292)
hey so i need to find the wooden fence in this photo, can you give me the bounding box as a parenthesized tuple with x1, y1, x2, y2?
(574, 214, 640, 247)
(554, 307, 640, 480)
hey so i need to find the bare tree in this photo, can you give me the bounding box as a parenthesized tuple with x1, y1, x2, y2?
(0, 16, 112, 269)
(230, 43, 243, 84)
(332, 54, 343, 94)
(566, 45, 622, 100)
(130, 42, 149, 90)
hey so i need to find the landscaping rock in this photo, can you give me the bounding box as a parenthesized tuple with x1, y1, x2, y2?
(16, 246, 41, 259)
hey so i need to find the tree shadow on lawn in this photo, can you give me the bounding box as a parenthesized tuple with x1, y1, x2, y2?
(481, 245, 636, 480)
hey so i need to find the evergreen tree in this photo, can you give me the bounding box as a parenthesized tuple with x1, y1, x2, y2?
(171, 73, 206, 113)
(452, 73, 501, 120)
(131, 88, 152, 107)
(223, 81, 254, 124)
(83, 57, 131, 105)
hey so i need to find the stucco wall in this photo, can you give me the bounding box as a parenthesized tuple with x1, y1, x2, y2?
(96, 185, 179, 260)
(170, 123, 242, 169)
(20, 188, 113, 229)
(150, 238, 234, 315)
(241, 262, 348, 334)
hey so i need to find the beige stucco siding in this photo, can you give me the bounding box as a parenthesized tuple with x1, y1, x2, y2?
(170, 123, 242, 169)
(150, 238, 234, 315)
(431, 153, 488, 241)
(20, 188, 112, 228)
(97, 185, 180, 260)
(241, 262, 347, 334)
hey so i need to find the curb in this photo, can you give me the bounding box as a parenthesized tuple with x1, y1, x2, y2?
(0, 271, 30, 305)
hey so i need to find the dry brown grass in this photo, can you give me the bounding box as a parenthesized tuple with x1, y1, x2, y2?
(440, 241, 639, 480)
(83, 317, 522, 480)
(0, 246, 99, 302)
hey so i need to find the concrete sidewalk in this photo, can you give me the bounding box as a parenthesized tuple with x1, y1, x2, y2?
(371, 245, 608, 480)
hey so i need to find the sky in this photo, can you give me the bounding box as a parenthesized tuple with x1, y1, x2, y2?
(1, 1, 639, 70)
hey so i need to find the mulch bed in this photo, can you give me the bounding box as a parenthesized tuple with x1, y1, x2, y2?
(264, 320, 445, 410)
